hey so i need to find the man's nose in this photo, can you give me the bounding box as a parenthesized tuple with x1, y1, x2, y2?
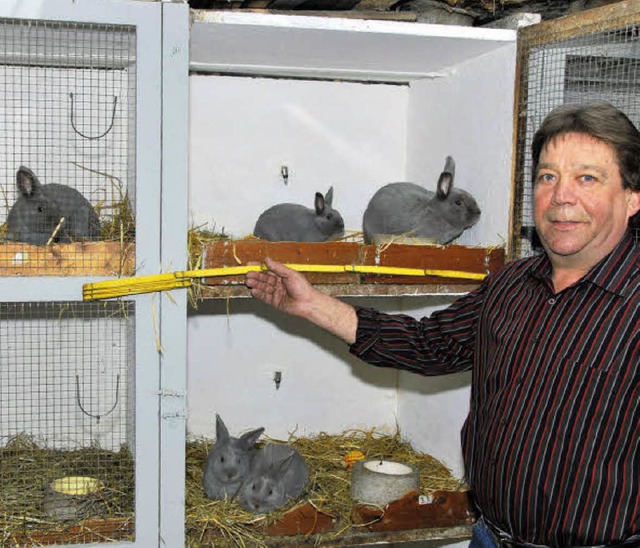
(551, 177, 577, 205)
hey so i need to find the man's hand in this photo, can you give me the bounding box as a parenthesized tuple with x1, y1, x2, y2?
(245, 257, 358, 344)
(245, 257, 315, 317)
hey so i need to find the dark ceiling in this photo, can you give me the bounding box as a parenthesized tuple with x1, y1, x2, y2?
(187, 0, 623, 27)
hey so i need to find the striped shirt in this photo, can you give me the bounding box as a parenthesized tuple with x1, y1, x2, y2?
(349, 231, 639, 546)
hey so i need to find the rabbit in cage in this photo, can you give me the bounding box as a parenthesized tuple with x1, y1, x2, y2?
(362, 156, 481, 245)
(6, 165, 101, 245)
(237, 442, 309, 514)
(253, 186, 345, 242)
(203, 414, 265, 500)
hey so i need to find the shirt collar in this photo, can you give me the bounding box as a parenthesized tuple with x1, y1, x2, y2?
(528, 231, 639, 297)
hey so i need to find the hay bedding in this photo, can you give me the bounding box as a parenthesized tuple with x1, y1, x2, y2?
(186, 428, 465, 547)
(0, 434, 135, 546)
(0, 430, 463, 547)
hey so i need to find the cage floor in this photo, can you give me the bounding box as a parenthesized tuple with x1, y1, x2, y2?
(185, 431, 474, 547)
(0, 434, 135, 545)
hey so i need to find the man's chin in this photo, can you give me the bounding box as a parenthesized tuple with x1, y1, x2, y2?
(538, 236, 587, 258)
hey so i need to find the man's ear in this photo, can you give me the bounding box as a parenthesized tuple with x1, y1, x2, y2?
(627, 190, 640, 218)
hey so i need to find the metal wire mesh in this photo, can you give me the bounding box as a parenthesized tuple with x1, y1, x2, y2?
(0, 301, 135, 545)
(512, 6, 640, 258)
(0, 18, 136, 275)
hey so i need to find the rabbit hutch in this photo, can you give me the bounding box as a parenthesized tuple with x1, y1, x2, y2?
(184, 8, 516, 547)
(186, 1, 640, 546)
(0, 1, 189, 547)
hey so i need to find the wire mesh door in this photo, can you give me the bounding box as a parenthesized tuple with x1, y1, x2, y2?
(0, 17, 136, 274)
(511, 2, 640, 259)
(0, 301, 136, 544)
(0, 1, 188, 546)
(0, 7, 146, 547)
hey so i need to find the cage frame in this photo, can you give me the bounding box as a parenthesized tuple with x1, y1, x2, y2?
(0, 1, 189, 547)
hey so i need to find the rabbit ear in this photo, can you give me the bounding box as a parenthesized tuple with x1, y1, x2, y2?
(215, 414, 230, 442)
(314, 192, 326, 215)
(324, 186, 334, 207)
(238, 427, 265, 449)
(442, 156, 455, 180)
(436, 171, 453, 200)
(16, 166, 41, 198)
(275, 451, 296, 475)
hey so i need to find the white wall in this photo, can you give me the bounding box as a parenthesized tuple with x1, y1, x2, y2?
(396, 43, 517, 478)
(404, 43, 517, 247)
(188, 298, 401, 438)
(188, 74, 408, 237)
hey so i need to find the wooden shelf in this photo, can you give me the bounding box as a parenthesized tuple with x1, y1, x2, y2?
(197, 282, 480, 299)
(0, 241, 134, 277)
(198, 490, 476, 546)
(198, 239, 503, 299)
(261, 524, 472, 546)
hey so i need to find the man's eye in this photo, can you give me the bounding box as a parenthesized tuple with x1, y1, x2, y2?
(537, 173, 554, 183)
(581, 174, 596, 183)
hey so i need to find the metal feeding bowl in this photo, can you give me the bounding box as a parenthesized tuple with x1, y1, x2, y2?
(43, 476, 106, 521)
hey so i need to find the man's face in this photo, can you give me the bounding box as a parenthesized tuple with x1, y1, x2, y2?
(533, 132, 640, 269)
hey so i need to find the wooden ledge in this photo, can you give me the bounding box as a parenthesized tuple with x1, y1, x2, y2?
(198, 239, 503, 298)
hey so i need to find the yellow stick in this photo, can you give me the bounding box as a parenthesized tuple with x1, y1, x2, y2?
(82, 264, 487, 301)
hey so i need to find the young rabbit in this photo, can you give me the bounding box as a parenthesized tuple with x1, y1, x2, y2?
(7, 166, 101, 245)
(203, 414, 265, 500)
(237, 442, 309, 514)
(253, 186, 345, 242)
(362, 156, 481, 245)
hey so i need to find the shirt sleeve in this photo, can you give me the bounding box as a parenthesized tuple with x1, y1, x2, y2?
(348, 282, 487, 376)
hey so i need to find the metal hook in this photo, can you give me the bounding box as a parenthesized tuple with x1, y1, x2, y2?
(280, 165, 289, 185)
(273, 371, 282, 390)
(69, 92, 118, 140)
(75, 374, 120, 423)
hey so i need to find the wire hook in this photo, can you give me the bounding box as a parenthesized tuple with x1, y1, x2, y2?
(69, 92, 118, 140)
(75, 373, 120, 423)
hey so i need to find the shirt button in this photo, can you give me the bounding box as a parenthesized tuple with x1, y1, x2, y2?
(548, 298, 556, 305)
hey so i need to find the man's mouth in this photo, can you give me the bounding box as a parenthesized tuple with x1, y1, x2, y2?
(548, 219, 583, 229)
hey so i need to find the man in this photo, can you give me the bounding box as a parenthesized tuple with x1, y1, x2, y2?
(245, 102, 640, 547)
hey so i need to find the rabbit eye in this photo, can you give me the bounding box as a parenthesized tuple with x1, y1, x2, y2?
(268, 489, 273, 495)
(455, 199, 463, 206)
(219, 456, 225, 463)
(37, 206, 44, 213)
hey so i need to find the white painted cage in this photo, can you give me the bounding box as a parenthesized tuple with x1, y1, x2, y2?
(186, 10, 518, 546)
(0, 1, 188, 547)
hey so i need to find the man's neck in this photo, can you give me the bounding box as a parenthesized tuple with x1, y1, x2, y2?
(551, 266, 590, 293)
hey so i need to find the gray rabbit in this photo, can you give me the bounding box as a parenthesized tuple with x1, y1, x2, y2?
(203, 414, 265, 500)
(253, 186, 345, 242)
(237, 442, 309, 514)
(362, 156, 481, 245)
(6, 166, 101, 245)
